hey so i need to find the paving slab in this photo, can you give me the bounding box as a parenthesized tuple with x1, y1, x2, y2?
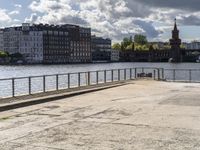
(0, 80, 200, 149)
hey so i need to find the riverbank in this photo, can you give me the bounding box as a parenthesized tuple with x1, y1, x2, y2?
(1, 80, 200, 149)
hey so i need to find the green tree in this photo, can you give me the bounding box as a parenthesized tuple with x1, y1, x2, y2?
(122, 37, 132, 49)
(112, 43, 121, 50)
(10, 53, 23, 58)
(180, 44, 186, 49)
(125, 43, 135, 51)
(134, 34, 148, 45)
(0, 51, 9, 58)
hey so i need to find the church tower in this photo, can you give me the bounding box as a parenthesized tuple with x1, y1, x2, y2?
(169, 19, 182, 62)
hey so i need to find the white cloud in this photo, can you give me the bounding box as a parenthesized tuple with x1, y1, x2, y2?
(0, 9, 11, 22)
(26, 0, 200, 42)
(14, 4, 22, 8)
(9, 10, 20, 15)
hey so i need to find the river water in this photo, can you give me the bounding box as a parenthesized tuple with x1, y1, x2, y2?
(1, 62, 200, 79)
(0, 62, 200, 98)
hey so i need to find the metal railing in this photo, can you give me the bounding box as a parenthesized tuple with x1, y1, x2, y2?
(164, 69, 200, 83)
(0, 67, 162, 98)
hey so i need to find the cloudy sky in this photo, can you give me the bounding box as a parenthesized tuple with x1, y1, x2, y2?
(0, 0, 200, 43)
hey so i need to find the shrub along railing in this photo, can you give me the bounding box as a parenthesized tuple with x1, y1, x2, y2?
(0, 67, 163, 98)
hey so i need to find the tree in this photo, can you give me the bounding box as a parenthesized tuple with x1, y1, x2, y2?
(149, 45, 154, 51)
(134, 34, 148, 45)
(0, 51, 9, 58)
(132, 42, 135, 51)
(122, 37, 132, 49)
(10, 52, 23, 58)
(121, 43, 125, 51)
(112, 43, 121, 50)
(125, 43, 135, 51)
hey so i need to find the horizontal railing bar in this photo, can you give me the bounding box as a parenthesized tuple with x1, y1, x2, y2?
(2, 67, 196, 81)
(164, 69, 200, 71)
(0, 68, 140, 81)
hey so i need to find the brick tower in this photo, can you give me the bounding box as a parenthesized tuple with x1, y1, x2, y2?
(169, 18, 182, 62)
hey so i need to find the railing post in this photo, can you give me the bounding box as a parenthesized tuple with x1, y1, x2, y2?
(68, 73, 70, 89)
(135, 68, 137, 79)
(88, 72, 90, 85)
(189, 70, 192, 82)
(118, 69, 120, 81)
(43, 76, 46, 92)
(130, 68, 132, 79)
(142, 68, 144, 73)
(78, 73, 81, 87)
(111, 70, 114, 82)
(56, 75, 59, 90)
(96, 71, 99, 84)
(12, 78, 15, 97)
(124, 69, 126, 80)
(28, 77, 31, 95)
(153, 70, 156, 80)
(157, 69, 160, 80)
(173, 69, 176, 81)
(162, 68, 164, 80)
(104, 70, 106, 83)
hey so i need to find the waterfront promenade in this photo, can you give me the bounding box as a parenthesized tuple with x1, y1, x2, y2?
(1, 80, 200, 149)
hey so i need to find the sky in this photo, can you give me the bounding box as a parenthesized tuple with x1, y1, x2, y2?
(0, 0, 200, 43)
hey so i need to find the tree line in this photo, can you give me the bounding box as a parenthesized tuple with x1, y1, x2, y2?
(112, 34, 172, 51)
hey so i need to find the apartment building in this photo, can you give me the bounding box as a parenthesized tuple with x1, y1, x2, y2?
(91, 36, 111, 62)
(3, 23, 43, 63)
(1, 23, 92, 64)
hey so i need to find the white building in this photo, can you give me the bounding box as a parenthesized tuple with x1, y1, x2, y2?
(111, 49, 120, 62)
(3, 23, 43, 63)
(0, 30, 4, 51)
(183, 42, 200, 50)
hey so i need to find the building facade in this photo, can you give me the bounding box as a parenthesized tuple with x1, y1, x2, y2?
(111, 49, 120, 62)
(3, 23, 43, 63)
(1, 23, 91, 64)
(0, 29, 4, 50)
(91, 36, 111, 62)
(183, 42, 200, 50)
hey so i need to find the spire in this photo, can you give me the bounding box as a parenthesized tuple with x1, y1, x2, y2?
(174, 18, 177, 31)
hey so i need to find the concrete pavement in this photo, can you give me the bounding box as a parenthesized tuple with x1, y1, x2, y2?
(1, 80, 200, 149)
